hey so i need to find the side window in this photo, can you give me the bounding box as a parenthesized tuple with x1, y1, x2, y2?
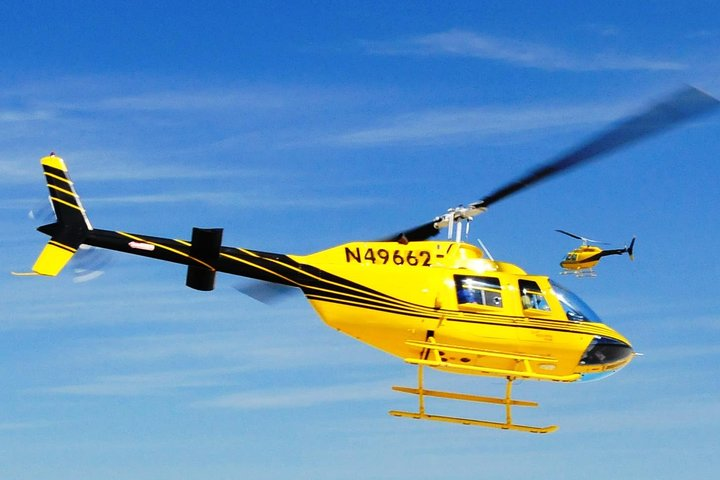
(455, 276, 503, 308)
(519, 279, 550, 311)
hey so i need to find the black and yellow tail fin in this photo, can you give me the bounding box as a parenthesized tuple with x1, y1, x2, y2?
(30, 153, 92, 276)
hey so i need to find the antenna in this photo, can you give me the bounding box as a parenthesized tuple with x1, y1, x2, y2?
(477, 238, 495, 261)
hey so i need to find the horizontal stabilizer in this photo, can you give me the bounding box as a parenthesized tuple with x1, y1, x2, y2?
(32, 241, 78, 276)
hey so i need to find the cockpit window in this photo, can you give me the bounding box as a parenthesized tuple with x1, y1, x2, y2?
(518, 279, 550, 311)
(455, 275, 503, 308)
(550, 280, 602, 323)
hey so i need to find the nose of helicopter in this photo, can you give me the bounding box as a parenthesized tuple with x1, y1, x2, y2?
(577, 336, 634, 381)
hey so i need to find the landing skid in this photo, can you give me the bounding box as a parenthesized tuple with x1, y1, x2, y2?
(560, 268, 596, 278)
(390, 364, 557, 434)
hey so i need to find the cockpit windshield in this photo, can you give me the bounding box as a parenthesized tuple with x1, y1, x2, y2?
(550, 280, 602, 323)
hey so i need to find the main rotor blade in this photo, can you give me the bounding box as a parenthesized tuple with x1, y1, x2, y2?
(471, 86, 719, 209)
(556, 229, 584, 240)
(383, 220, 440, 243)
(385, 86, 718, 242)
(555, 229, 607, 245)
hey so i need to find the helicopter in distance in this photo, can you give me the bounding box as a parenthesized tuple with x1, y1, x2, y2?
(15, 86, 719, 434)
(557, 229, 636, 277)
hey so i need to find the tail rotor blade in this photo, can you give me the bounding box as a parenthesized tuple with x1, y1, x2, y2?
(627, 237, 636, 261)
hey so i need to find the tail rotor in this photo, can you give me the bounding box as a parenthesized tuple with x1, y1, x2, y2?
(626, 237, 636, 261)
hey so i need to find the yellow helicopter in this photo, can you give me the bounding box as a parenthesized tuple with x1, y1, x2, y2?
(557, 230, 636, 277)
(17, 86, 719, 434)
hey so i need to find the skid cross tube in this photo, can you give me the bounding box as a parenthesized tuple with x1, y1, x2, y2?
(390, 364, 558, 434)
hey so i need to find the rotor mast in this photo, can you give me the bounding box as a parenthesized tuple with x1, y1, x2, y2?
(440, 205, 487, 242)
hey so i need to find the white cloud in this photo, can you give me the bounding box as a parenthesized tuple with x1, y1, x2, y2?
(559, 394, 720, 434)
(40, 88, 293, 114)
(686, 29, 720, 40)
(195, 380, 395, 410)
(366, 30, 686, 72)
(0, 78, 347, 117)
(0, 109, 55, 122)
(325, 102, 622, 147)
(0, 421, 55, 431)
(0, 159, 39, 182)
(582, 23, 622, 38)
(80, 189, 385, 209)
(34, 337, 392, 399)
(639, 343, 720, 363)
(37, 366, 245, 397)
(73, 330, 380, 368)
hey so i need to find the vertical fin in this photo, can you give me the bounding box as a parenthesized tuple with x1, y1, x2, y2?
(31, 154, 92, 276)
(40, 153, 92, 230)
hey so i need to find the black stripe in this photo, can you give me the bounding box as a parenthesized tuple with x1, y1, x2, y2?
(227, 250, 609, 336)
(50, 241, 76, 254)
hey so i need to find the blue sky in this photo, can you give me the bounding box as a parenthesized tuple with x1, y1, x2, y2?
(2, 1, 720, 479)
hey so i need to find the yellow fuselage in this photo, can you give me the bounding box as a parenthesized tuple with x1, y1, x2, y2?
(560, 246, 603, 270)
(290, 241, 633, 382)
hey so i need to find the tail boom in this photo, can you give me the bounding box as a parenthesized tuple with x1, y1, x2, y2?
(27, 154, 302, 290)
